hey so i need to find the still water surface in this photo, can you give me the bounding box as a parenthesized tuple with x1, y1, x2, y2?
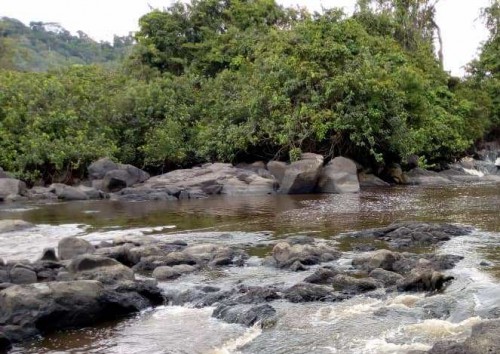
(1, 184, 499, 353)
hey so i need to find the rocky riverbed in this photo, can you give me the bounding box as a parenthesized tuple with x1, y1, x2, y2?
(1, 216, 499, 353)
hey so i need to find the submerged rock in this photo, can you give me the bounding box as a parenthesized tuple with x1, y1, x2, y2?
(0, 220, 33, 233)
(428, 319, 500, 354)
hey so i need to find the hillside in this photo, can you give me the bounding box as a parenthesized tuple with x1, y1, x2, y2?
(0, 17, 133, 71)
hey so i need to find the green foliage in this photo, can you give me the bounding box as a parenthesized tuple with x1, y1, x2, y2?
(0, 66, 123, 181)
(1, 0, 497, 182)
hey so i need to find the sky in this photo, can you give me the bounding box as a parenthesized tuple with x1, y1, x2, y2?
(1, 0, 491, 76)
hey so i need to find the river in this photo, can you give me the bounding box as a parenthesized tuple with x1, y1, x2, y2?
(1, 183, 499, 353)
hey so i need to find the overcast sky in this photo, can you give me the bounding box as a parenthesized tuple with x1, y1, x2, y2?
(1, 0, 491, 76)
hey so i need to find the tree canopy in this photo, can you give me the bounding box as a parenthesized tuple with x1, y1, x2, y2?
(0, 0, 498, 182)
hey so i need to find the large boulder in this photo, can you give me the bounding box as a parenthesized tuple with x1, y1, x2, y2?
(358, 172, 390, 188)
(0, 178, 27, 201)
(279, 153, 324, 194)
(317, 157, 360, 194)
(88, 158, 150, 193)
(9, 266, 37, 285)
(128, 163, 276, 201)
(0, 280, 163, 345)
(58, 237, 95, 260)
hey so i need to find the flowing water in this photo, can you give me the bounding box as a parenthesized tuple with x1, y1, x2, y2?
(1, 183, 499, 354)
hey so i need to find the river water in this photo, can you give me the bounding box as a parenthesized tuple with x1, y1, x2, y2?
(1, 183, 499, 353)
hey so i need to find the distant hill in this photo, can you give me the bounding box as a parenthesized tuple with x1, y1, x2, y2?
(0, 17, 133, 71)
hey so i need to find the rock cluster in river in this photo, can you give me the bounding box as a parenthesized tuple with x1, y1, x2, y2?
(0, 221, 493, 352)
(1, 150, 500, 203)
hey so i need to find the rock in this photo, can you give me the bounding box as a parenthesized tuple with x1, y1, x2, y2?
(76, 185, 106, 199)
(279, 153, 324, 194)
(383, 164, 408, 184)
(304, 267, 340, 284)
(49, 183, 89, 201)
(317, 157, 360, 194)
(9, 267, 37, 284)
(67, 255, 134, 284)
(396, 270, 454, 292)
(0, 270, 9, 283)
(235, 162, 275, 180)
(232, 286, 281, 304)
(212, 304, 277, 327)
(94, 244, 135, 266)
(0, 178, 27, 201)
(129, 163, 275, 201)
(266, 161, 287, 185)
(352, 249, 401, 272)
(428, 319, 500, 354)
(358, 172, 390, 188)
(345, 222, 471, 250)
(0, 280, 162, 346)
(0, 220, 33, 233)
(415, 295, 458, 319)
(88, 158, 120, 180)
(369, 268, 404, 286)
(88, 158, 150, 193)
(406, 168, 452, 186)
(152, 265, 196, 280)
(0, 332, 12, 352)
(289, 261, 307, 272)
(272, 241, 341, 269)
(331, 274, 380, 294)
(284, 283, 347, 303)
(39, 248, 59, 262)
(58, 237, 95, 260)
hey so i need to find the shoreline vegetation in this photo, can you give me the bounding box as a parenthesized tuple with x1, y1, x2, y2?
(0, 0, 499, 189)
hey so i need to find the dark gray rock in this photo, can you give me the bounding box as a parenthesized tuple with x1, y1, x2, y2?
(9, 267, 37, 284)
(304, 267, 340, 284)
(58, 237, 95, 260)
(39, 248, 58, 262)
(345, 222, 472, 250)
(284, 283, 348, 303)
(369, 268, 404, 287)
(358, 172, 390, 188)
(406, 168, 453, 186)
(396, 270, 454, 292)
(212, 304, 277, 327)
(279, 153, 324, 194)
(317, 156, 360, 194)
(0, 280, 163, 346)
(331, 274, 380, 294)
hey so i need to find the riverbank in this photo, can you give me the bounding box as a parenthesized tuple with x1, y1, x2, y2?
(1, 152, 499, 204)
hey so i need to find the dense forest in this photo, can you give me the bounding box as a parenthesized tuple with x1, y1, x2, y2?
(0, 0, 498, 183)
